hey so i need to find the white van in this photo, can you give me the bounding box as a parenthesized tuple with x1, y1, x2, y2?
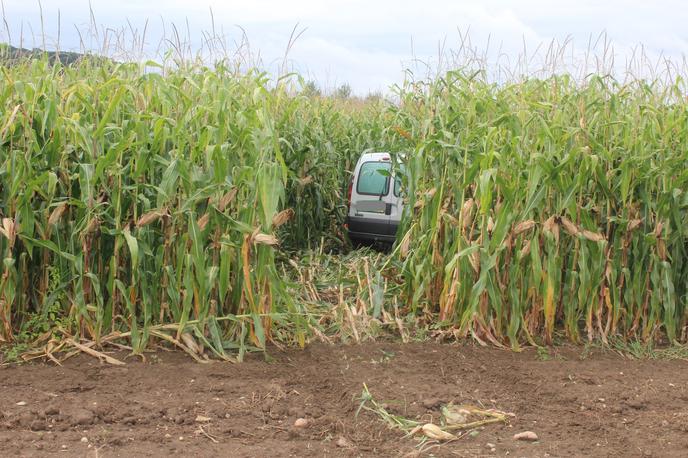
(346, 152, 404, 244)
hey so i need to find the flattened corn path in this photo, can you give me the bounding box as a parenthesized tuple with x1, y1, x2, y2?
(0, 56, 686, 357)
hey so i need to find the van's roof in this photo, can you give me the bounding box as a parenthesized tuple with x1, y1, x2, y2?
(359, 152, 403, 162)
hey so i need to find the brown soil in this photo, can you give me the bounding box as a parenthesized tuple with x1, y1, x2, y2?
(1, 342, 687, 457)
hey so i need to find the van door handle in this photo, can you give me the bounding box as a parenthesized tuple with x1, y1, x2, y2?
(385, 203, 392, 215)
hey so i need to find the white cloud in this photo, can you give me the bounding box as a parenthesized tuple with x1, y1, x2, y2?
(1, 0, 686, 93)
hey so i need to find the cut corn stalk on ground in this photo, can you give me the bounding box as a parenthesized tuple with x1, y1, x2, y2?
(358, 384, 510, 443)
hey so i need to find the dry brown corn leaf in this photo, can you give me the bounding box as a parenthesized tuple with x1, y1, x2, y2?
(512, 220, 535, 236)
(272, 208, 294, 227)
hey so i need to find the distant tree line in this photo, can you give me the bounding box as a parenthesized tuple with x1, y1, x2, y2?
(0, 44, 94, 65)
(301, 80, 383, 102)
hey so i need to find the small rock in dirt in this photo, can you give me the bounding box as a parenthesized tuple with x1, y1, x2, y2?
(178, 436, 184, 441)
(195, 415, 211, 422)
(16, 401, 27, 406)
(293, 418, 309, 428)
(336, 436, 353, 448)
(80, 437, 88, 443)
(486, 443, 496, 448)
(70, 409, 95, 426)
(513, 431, 538, 442)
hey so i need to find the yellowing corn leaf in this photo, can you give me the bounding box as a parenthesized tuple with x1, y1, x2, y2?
(393, 126, 412, 139)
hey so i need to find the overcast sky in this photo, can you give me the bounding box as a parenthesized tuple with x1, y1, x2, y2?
(1, 1, 687, 94)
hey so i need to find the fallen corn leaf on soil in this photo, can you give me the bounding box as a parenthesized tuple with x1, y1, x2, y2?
(1, 343, 687, 457)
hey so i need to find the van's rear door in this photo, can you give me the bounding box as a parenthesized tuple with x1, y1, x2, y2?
(348, 160, 391, 236)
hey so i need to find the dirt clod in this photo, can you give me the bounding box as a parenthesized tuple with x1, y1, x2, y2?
(69, 409, 95, 426)
(336, 436, 353, 448)
(514, 431, 539, 441)
(30, 420, 47, 431)
(43, 406, 60, 416)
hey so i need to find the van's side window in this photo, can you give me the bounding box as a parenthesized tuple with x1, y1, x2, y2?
(357, 162, 390, 195)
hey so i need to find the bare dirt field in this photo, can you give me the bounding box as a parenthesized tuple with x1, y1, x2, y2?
(1, 342, 687, 457)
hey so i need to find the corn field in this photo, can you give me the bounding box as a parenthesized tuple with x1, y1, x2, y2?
(0, 54, 686, 360)
(394, 72, 688, 347)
